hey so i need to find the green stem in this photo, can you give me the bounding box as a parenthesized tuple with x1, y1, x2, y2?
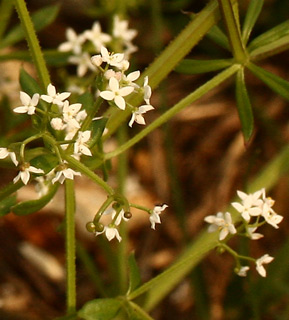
(105, 64, 240, 160)
(218, 0, 247, 63)
(14, 0, 50, 89)
(62, 154, 114, 195)
(116, 126, 128, 294)
(65, 179, 76, 316)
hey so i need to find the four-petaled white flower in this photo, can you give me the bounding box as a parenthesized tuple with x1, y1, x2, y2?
(204, 211, 237, 241)
(68, 52, 96, 77)
(100, 77, 134, 110)
(41, 84, 71, 107)
(13, 163, 44, 185)
(84, 22, 111, 51)
(232, 190, 263, 222)
(255, 254, 274, 277)
(58, 28, 85, 54)
(14, 91, 39, 115)
(51, 163, 81, 184)
(129, 104, 154, 127)
(100, 46, 124, 67)
(149, 204, 168, 230)
(74, 131, 92, 156)
(236, 266, 250, 277)
(113, 15, 137, 43)
(0, 148, 18, 166)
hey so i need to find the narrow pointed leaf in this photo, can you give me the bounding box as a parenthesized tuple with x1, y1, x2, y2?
(248, 63, 289, 101)
(242, 0, 264, 45)
(206, 24, 230, 50)
(12, 183, 58, 215)
(235, 68, 254, 142)
(248, 20, 289, 54)
(175, 58, 232, 74)
(0, 5, 59, 49)
(249, 35, 289, 61)
(19, 68, 43, 95)
(127, 253, 142, 294)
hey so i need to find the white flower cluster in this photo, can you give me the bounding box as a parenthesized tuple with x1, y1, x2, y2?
(204, 188, 283, 277)
(91, 46, 154, 126)
(58, 15, 137, 77)
(58, 16, 153, 127)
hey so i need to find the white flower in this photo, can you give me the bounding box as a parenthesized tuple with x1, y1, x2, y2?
(84, 22, 111, 51)
(14, 91, 39, 115)
(262, 203, 283, 229)
(95, 225, 122, 242)
(13, 163, 44, 185)
(259, 191, 283, 228)
(100, 46, 124, 68)
(62, 100, 83, 131)
(34, 176, 50, 197)
(129, 104, 154, 127)
(232, 190, 263, 222)
(41, 84, 71, 107)
(255, 254, 274, 277)
(143, 76, 152, 105)
(122, 70, 140, 87)
(58, 28, 85, 54)
(100, 77, 134, 110)
(50, 117, 66, 131)
(113, 15, 137, 43)
(51, 163, 81, 184)
(236, 266, 250, 277)
(204, 211, 237, 241)
(74, 131, 92, 156)
(247, 227, 263, 240)
(68, 52, 96, 77)
(149, 204, 168, 230)
(91, 54, 103, 67)
(0, 148, 18, 166)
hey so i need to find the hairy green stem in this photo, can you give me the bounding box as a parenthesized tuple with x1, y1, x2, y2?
(65, 179, 76, 316)
(14, 0, 50, 89)
(105, 64, 240, 160)
(218, 0, 247, 63)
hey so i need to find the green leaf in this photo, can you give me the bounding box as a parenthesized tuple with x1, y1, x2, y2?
(127, 253, 142, 294)
(88, 117, 108, 150)
(248, 20, 289, 59)
(247, 63, 289, 101)
(242, 0, 264, 45)
(0, 194, 17, 216)
(206, 24, 231, 50)
(175, 58, 232, 74)
(235, 68, 254, 142)
(0, 5, 59, 49)
(29, 153, 59, 174)
(19, 67, 43, 95)
(78, 298, 123, 320)
(12, 183, 59, 216)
